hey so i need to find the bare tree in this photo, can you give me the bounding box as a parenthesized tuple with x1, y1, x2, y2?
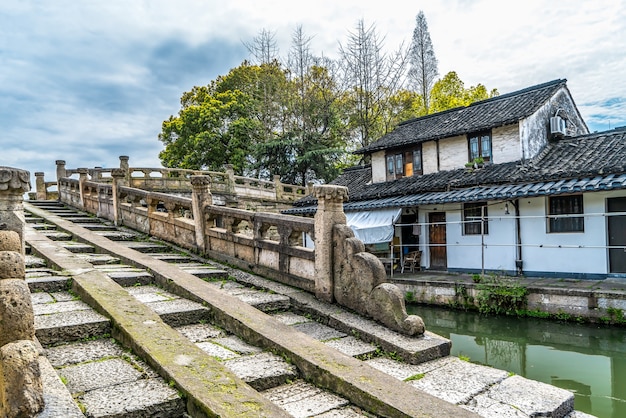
(408, 11, 438, 113)
(339, 19, 408, 149)
(243, 28, 279, 64)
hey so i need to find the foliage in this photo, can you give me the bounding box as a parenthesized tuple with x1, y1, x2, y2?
(430, 71, 499, 113)
(475, 274, 528, 316)
(408, 11, 438, 113)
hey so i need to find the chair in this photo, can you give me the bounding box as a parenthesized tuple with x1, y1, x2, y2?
(401, 250, 422, 273)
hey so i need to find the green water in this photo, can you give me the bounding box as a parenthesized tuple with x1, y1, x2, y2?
(407, 304, 626, 418)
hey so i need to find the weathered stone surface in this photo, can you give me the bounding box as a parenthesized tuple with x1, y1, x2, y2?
(0, 279, 35, 346)
(175, 323, 226, 342)
(0, 340, 44, 418)
(45, 338, 125, 368)
(263, 380, 350, 418)
(78, 378, 185, 418)
(59, 358, 143, 393)
(35, 356, 84, 418)
(369, 283, 425, 335)
(464, 374, 575, 418)
(224, 352, 298, 391)
(0, 251, 25, 279)
(323, 336, 378, 358)
(0, 230, 20, 252)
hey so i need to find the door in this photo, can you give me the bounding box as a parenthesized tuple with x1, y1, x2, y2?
(608, 197, 626, 273)
(429, 212, 447, 270)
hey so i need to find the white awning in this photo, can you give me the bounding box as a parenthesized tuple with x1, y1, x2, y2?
(345, 208, 402, 244)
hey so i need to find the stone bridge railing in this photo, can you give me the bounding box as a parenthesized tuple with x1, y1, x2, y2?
(0, 167, 44, 417)
(40, 157, 310, 210)
(55, 165, 424, 336)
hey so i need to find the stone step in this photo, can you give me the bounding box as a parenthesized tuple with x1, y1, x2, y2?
(26, 271, 72, 293)
(58, 241, 96, 253)
(61, 216, 103, 224)
(94, 230, 139, 241)
(38, 230, 73, 241)
(224, 352, 299, 391)
(75, 253, 121, 265)
(365, 356, 575, 417)
(26, 254, 48, 268)
(262, 380, 355, 417)
(74, 223, 118, 231)
(207, 281, 291, 312)
(126, 285, 211, 327)
(25, 216, 45, 224)
(178, 265, 229, 280)
(30, 223, 58, 231)
(33, 290, 111, 346)
(118, 241, 170, 253)
(149, 253, 197, 263)
(45, 338, 186, 417)
(105, 270, 154, 287)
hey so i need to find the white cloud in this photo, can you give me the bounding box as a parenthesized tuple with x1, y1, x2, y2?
(1, 0, 625, 187)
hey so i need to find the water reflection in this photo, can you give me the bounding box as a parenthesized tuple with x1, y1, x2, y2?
(407, 304, 626, 418)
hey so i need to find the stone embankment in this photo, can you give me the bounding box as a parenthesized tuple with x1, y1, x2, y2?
(21, 200, 591, 418)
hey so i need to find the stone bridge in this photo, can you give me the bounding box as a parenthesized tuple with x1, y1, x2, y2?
(0, 163, 587, 417)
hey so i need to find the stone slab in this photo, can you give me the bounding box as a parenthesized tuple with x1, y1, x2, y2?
(464, 374, 575, 418)
(31, 292, 55, 304)
(365, 356, 459, 381)
(45, 338, 125, 367)
(35, 309, 110, 345)
(150, 253, 195, 263)
(224, 352, 298, 391)
(75, 223, 118, 231)
(292, 321, 347, 341)
(49, 291, 78, 302)
(38, 231, 73, 241)
(27, 276, 72, 293)
(35, 356, 84, 418)
(59, 358, 144, 393)
(75, 253, 120, 265)
(78, 378, 186, 418)
(179, 266, 229, 279)
(94, 231, 138, 241)
(58, 241, 95, 253)
(271, 311, 313, 326)
(175, 323, 226, 342)
(263, 380, 350, 418)
(212, 335, 263, 355)
(196, 341, 240, 360)
(33, 299, 91, 315)
(105, 270, 154, 286)
(324, 336, 378, 359)
(147, 298, 210, 327)
(118, 241, 169, 253)
(26, 254, 48, 268)
(407, 357, 509, 405)
(126, 285, 180, 303)
(224, 288, 291, 312)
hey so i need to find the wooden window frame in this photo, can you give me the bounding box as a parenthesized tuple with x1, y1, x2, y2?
(468, 131, 492, 163)
(547, 195, 584, 233)
(463, 202, 489, 235)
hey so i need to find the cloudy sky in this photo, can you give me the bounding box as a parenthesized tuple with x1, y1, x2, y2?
(1, 0, 625, 187)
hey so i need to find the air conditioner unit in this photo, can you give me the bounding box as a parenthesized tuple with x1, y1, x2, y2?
(550, 116, 567, 136)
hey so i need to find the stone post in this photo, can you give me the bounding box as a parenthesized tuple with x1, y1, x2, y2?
(273, 174, 282, 200)
(55, 160, 66, 202)
(34, 172, 46, 201)
(111, 168, 126, 227)
(0, 166, 44, 417)
(78, 168, 89, 208)
(119, 156, 130, 184)
(224, 164, 235, 195)
(191, 176, 213, 252)
(313, 185, 348, 303)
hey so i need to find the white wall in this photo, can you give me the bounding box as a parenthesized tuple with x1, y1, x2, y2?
(422, 141, 438, 175)
(370, 150, 386, 183)
(416, 190, 626, 277)
(491, 124, 521, 164)
(438, 135, 467, 171)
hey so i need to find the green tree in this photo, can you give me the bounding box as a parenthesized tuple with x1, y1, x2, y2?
(158, 89, 260, 173)
(430, 71, 498, 113)
(408, 11, 438, 113)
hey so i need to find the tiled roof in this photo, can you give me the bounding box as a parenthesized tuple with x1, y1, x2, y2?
(356, 79, 568, 154)
(287, 127, 626, 213)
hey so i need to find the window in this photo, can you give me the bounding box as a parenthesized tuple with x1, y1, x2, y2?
(468, 131, 492, 162)
(386, 147, 422, 180)
(463, 202, 488, 235)
(548, 195, 584, 233)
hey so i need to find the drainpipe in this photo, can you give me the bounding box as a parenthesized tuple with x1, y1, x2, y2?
(512, 199, 523, 275)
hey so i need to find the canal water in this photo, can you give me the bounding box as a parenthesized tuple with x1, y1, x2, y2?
(407, 304, 626, 418)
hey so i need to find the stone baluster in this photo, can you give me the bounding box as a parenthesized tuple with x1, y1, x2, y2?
(224, 164, 235, 195)
(119, 156, 130, 184)
(191, 176, 212, 252)
(313, 185, 348, 303)
(55, 160, 66, 202)
(273, 175, 282, 201)
(77, 168, 89, 208)
(34, 172, 46, 201)
(111, 168, 126, 226)
(0, 167, 44, 417)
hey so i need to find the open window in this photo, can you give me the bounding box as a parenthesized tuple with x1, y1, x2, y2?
(386, 146, 422, 180)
